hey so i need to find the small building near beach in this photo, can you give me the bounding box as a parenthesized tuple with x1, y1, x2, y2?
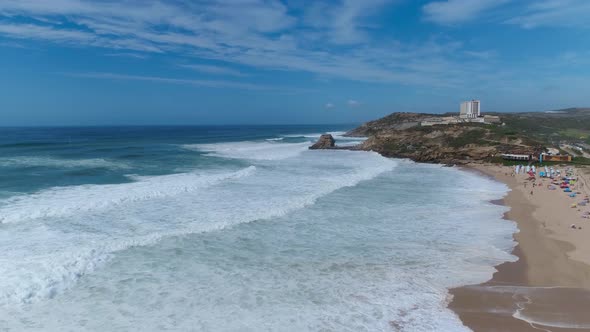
(541, 154, 572, 162)
(501, 153, 531, 161)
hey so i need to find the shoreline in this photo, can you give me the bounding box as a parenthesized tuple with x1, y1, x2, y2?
(449, 163, 590, 331)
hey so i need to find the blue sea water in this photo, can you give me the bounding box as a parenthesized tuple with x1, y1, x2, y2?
(0, 126, 517, 331)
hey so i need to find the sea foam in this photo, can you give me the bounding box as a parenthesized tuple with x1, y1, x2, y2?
(184, 141, 310, 160)
(0, 136, 517, 332)
(0, 156, 129, 169)
(0, 166, 256, 224)
(0, 147, 396, 306)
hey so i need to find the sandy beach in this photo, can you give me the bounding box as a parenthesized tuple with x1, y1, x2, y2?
(450, 164, 590, 331)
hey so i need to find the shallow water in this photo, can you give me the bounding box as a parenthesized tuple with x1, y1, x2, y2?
(0, 126, 516, 331)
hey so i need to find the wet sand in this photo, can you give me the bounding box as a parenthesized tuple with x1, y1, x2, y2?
(450, 164, 590, 331)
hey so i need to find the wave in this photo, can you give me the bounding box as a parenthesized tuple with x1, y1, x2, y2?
(280, 131, 365, 147)
(0, 166, 256, 224)
(183, 141, 310, 161)
(196, 132, 366, 161)
(0, 156, 129, 169)
(0, 150, 396, 305)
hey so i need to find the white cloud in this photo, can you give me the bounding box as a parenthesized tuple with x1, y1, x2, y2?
(423, 0, 510, 25)
(0, 0, 503, 88)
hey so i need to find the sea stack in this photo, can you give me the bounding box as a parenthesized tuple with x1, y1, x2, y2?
(309, 134, 336, 149)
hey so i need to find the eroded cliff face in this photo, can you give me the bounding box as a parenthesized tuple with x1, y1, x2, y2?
(345, 113, 542, 164)
(345, 113, 433, 137)
(358, 127, 497, 164)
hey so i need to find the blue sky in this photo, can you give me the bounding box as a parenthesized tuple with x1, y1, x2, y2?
(1, 0, 589, 125)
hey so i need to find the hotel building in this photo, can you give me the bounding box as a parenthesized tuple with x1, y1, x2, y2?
(460, 100, 481, 119)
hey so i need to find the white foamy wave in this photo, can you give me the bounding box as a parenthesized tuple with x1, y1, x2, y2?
(0, 156, 129, 169)
(0, 151, 396, 305)
(0, 166, 256, 224)
(282, 132, 323, 138)
(184, 141, 310, 160)
(281, 131, 365, 147)
(0, 149, 521, 332)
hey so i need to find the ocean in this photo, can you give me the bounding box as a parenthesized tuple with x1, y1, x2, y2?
(0, 126, 517, 331)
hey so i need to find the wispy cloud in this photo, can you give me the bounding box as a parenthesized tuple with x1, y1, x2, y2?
(104, 52, 149, 59)
(0, 0, 504, 88)
(181, 64, 246, 77)
(506, 0, 590, 28)
(423, 0, 590, 29)
(324, 103, 335, 109)
(303, 0, 393, 44)
(423, 0, 511, 25)
(61, 72, 274, 91)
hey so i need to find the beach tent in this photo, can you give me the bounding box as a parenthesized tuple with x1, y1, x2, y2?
(564, 188, 572, 192)
(570, 193, 577, 197)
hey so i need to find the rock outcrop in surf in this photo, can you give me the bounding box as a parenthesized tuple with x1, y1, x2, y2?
(309, 134, 336, 150)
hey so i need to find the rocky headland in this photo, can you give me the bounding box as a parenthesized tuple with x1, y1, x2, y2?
(310, 109, 590, 164)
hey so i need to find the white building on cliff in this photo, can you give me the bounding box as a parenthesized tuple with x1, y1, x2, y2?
(420, 99, 499, 126)
(460, 100, 480, 119)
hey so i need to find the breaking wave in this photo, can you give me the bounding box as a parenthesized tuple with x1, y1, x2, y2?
(0, 166, 256, 224)
(0, 149, 397, 305)
(183, 141, 310, 160)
